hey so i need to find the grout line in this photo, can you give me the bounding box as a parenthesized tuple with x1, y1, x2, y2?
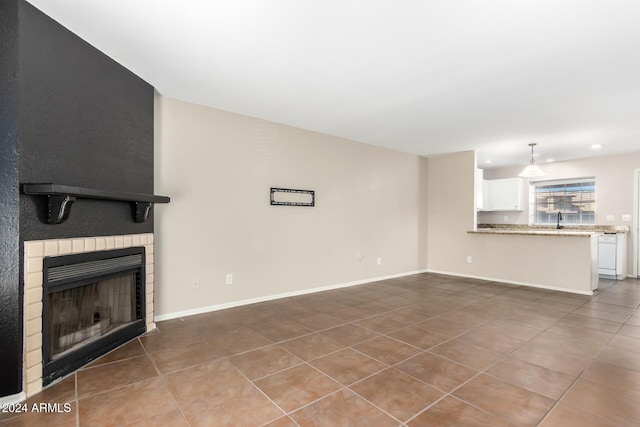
(238, 365, 300, 424)
(533, 341, 610, 426)
(138, 336, 162, 377)
(157, 372, 192, 427)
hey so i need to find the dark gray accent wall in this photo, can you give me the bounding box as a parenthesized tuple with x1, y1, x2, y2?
(0, 0, 22, 397)
(18, 0, 155, 241)
(0, 0, 155, 397)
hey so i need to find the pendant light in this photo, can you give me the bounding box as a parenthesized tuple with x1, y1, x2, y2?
(518, 143, 546, 178)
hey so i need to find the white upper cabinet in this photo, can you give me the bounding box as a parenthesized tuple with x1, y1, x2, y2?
(482, 177, 523, 211)
(475, 168, 484, 210)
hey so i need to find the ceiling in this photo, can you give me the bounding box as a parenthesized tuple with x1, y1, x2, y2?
(27, 0, 640, 168)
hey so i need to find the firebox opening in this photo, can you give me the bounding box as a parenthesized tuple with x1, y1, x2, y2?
(48, 273, 136, 360)
(42, 247, 146, 385)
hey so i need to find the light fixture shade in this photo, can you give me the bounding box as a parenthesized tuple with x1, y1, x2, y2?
(518, 143, 545, 177)
(518, 164, 546, 177)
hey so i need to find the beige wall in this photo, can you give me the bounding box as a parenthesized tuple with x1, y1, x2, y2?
(463, 233, 598, 294)
(154, 96, 428, 318)
(426, 151, 477, 273)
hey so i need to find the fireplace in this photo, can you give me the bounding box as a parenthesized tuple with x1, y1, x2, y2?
(23, 233, 155, 397)
(42, 247, 146, 385)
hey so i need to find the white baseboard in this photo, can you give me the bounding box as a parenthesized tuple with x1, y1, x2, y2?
(426, 269, 594, 296)
(0, 392, 26, 405)
(154, 269, 429, 322)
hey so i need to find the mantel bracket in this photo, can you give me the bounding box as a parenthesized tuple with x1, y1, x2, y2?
(48, 195, 76, 225)
(134, 202, 153, 223)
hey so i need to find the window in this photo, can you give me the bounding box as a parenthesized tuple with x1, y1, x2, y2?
(533, 178, 595, 224)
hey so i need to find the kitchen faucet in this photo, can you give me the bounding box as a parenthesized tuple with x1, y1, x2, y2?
(557, 211, 564, 229)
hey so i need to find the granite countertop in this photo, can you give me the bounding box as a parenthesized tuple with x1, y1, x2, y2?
(468, 224, 629, 237)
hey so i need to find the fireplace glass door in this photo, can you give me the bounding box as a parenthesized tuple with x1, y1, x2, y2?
(48, 273, 136, 360)
(42, 247, 146, 385)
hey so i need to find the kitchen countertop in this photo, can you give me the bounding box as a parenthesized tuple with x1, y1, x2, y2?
(468, 229, 600, 237)
(468, 224, 629, 237)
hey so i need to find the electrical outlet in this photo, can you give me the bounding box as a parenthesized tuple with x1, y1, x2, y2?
(377, 257, 382, 266)
(622, 214, 632, 222)
(225, 274, 233, 285)
(606, 214, 615, 221)
(503, 215, 509, 222)
(466, 256, 472, 263)
(191, 279, 200, 290)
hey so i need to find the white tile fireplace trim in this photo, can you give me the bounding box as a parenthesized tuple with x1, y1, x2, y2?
(23, 233, 155, 398)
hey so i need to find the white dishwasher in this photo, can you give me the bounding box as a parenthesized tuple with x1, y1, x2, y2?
(598, 233, 627, 280)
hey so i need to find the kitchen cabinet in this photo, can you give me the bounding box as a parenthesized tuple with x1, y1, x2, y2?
(475, 168, 484, 210)
(482, 178, 523, 211)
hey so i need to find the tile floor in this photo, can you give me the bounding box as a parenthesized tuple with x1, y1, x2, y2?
(3, 273, 640, 426)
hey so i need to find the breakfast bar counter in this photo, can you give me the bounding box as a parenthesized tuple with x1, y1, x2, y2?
(461, 224, 627, 294)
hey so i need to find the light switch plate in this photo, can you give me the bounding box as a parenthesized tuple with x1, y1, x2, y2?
(606, 214, 615, 221)
(622, 214, 632, 221)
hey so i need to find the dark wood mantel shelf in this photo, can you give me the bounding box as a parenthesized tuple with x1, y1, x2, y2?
(22, 183, 171, 224)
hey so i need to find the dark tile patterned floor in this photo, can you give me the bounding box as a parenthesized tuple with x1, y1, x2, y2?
(3, 273, 640, 426)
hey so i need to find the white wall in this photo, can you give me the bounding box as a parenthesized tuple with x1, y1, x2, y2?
(154, 96, 428, 318)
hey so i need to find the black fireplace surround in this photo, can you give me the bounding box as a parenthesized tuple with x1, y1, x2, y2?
(42, 248, 146, 385)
